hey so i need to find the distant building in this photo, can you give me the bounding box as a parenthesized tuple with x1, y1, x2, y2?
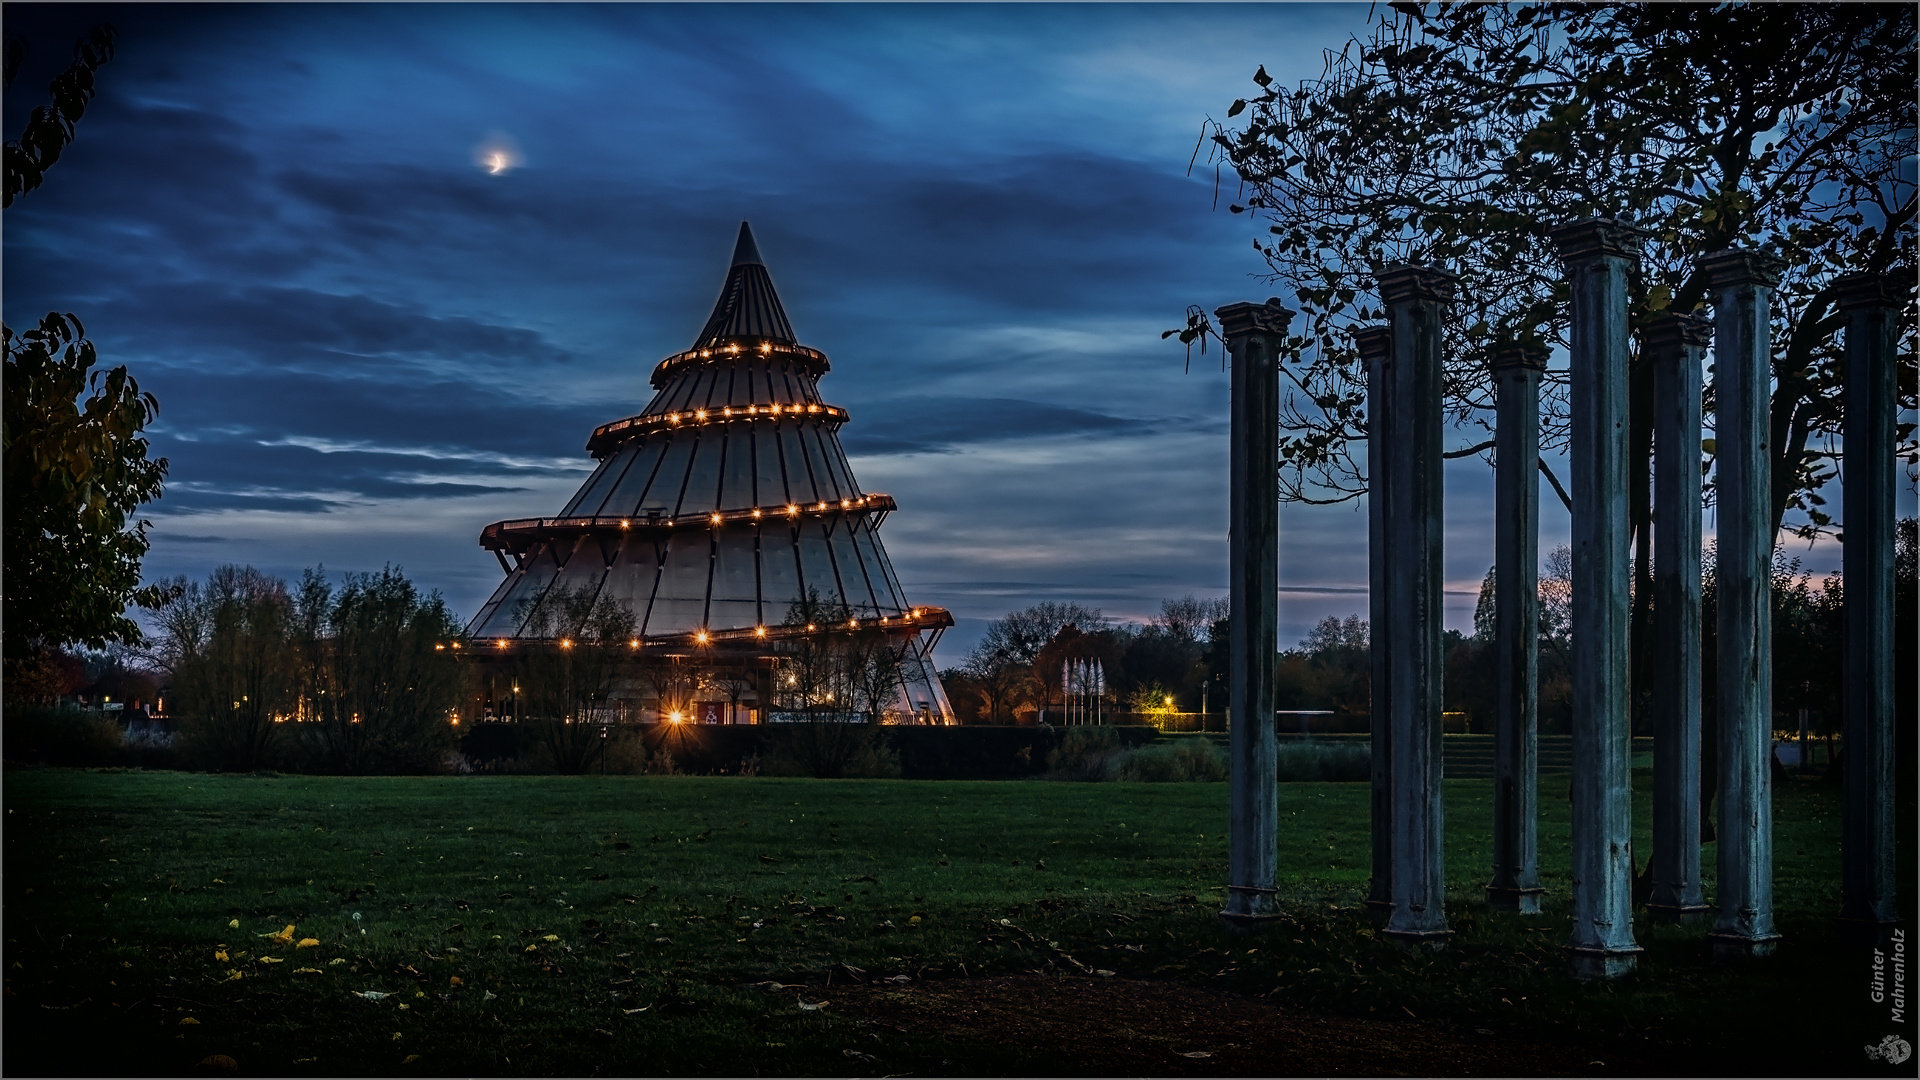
(466, 223, 954, 723)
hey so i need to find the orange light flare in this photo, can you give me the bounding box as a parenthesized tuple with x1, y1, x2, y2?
(710, 513, 723, 525)
(754, 626, 768, 638)
(669, 711, 684, 724)
(695, 630, 710, 645)
(786, 504, 799, 517)
(560, 639, 574, 649)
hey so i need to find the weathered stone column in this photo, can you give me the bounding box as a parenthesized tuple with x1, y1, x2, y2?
(1836, 273, 1901, 933)
(1487, 343, 1546, 915)
(1702, 248, 1783, 958)
(1356, 324, 1396, 928)
(1644, 312, 1712, 922)
(1216, 298, 1293, 929)
(1375, 264, 1454, 948)
(1549, 218, 1643, 980)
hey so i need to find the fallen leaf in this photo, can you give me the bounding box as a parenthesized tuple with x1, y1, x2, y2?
(1095, 969, 1117, 977)
(354, 990, 392, 1001)
(292, 967, 322, 975)
(524, 945, 539, 953)
(328, 958, 347, 966)
(844, 1049, 875, 1063)
(296, 938, 320, 948)
(198, 1054, 237, 1072)
(391, 1031, 404, 1041)
(796, 999, 828, 1011)
(213, 950, 228, 962)
(449, 976, 463, 987)
(220, 970, 244, 983)
(258, 956, 283, 964)
(227, 919, 239, 929)
(402, 1054, 420, 1064)
(1181, 1051, 1212, 1059)
(178, 1017, 200, 1025)
(541, 934, 560, 942)
(622, 1006, 650, 1014)
(483, 991, 497, 1002)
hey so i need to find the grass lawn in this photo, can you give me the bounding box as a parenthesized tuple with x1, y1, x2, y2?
(2, 766, 1902, 1077)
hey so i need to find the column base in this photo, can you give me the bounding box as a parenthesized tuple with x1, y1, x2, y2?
(1486, 886, 1545, 914)
(1381, 927, 1451, 953)
(1363, 899, 1394, 929)
(1219, 883, 1280, 928)
(1566, 947, 1641, 981)
(1218, 910, 1288, 934)
(1707, 932, 1782, 960)
(1644, 903, 1711, 925)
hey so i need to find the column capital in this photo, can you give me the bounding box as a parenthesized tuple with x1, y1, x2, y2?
(1548, 217, 1646, 263)
(1377, 263, 1458, 306)
(1213, 298, 1294, 343)
(1352, 325, 1393, 365)
(1641, 311, 1714, 352)
(1701, 248, 1783, 291)
(1489, 342, 1549, 373)
(1832, 272, 1906, 313)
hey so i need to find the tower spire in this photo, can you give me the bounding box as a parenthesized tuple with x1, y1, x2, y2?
(730, 221, 763, 267)
(694, 220, 793, 347)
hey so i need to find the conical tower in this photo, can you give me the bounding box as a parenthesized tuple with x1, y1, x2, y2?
(467, 223, 955, 723)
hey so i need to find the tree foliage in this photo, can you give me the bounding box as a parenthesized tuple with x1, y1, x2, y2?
(3, 23, 115, 207)
(152, 565, 462, 773)
(303, 567, 465, 774)
(1203, 3, 1916, 535)
(510, 584, 638, 774)
(157, 566, 295, 772)
(3, 314, 168, 661)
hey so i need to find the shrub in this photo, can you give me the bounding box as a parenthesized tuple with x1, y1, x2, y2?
(760, 722, 899, 779)
(1046, 726, 1127, 781)
(1114, 739, 1227, 782)
(4, 705, 127, 766)
(1275, 739, 1370, 782)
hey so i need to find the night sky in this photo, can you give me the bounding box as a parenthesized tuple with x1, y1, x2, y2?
(4, 3, 1876, 663)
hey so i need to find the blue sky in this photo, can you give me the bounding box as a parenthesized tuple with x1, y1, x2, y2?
(5, 3, 1885, 663)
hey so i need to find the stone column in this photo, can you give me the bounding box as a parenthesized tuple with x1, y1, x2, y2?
(1375, 264, 1454, 948)
(1702, 248, 1783, 958)
(1836, 273, 1901, 932)
(1644, 312, 1712, 921)
(1549, 218, 1643, 980)
(1216, 298, 1293, 929)
(1488, 343, 1546, 915)
(1355, 324, 1396, 928)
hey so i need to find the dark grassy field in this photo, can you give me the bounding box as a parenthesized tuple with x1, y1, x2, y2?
(2, 767, 1903, 1077)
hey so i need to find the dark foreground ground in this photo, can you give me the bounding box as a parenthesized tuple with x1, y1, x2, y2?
(3, 769, 1909, 1077)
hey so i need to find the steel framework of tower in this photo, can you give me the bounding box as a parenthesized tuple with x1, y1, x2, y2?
(466, 223, 955, 723)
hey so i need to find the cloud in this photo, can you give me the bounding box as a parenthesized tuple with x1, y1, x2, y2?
(840, 395, 1144, 455)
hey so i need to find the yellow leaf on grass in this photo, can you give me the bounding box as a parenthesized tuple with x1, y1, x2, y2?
(258, 956, 283, 964)
(214, 950, 229, 962)
(328, 958, 347, 966)
(402, 1054, 420, 1064)
(261, 924, 296, 944)
(296, 938, 320, 948)
(178, 1017, 200, 1025)
(541, 934, 560, 942)
(524, 945, 539, 953)
(221, 969, 243, 982)
(391, 1032, 403, 1041)
(292, 967, 322, 974)
(227, 919, 240, 929)
(449, 976, 463, 987)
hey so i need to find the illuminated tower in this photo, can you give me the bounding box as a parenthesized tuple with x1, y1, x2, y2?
(466, 223, 954, 723)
